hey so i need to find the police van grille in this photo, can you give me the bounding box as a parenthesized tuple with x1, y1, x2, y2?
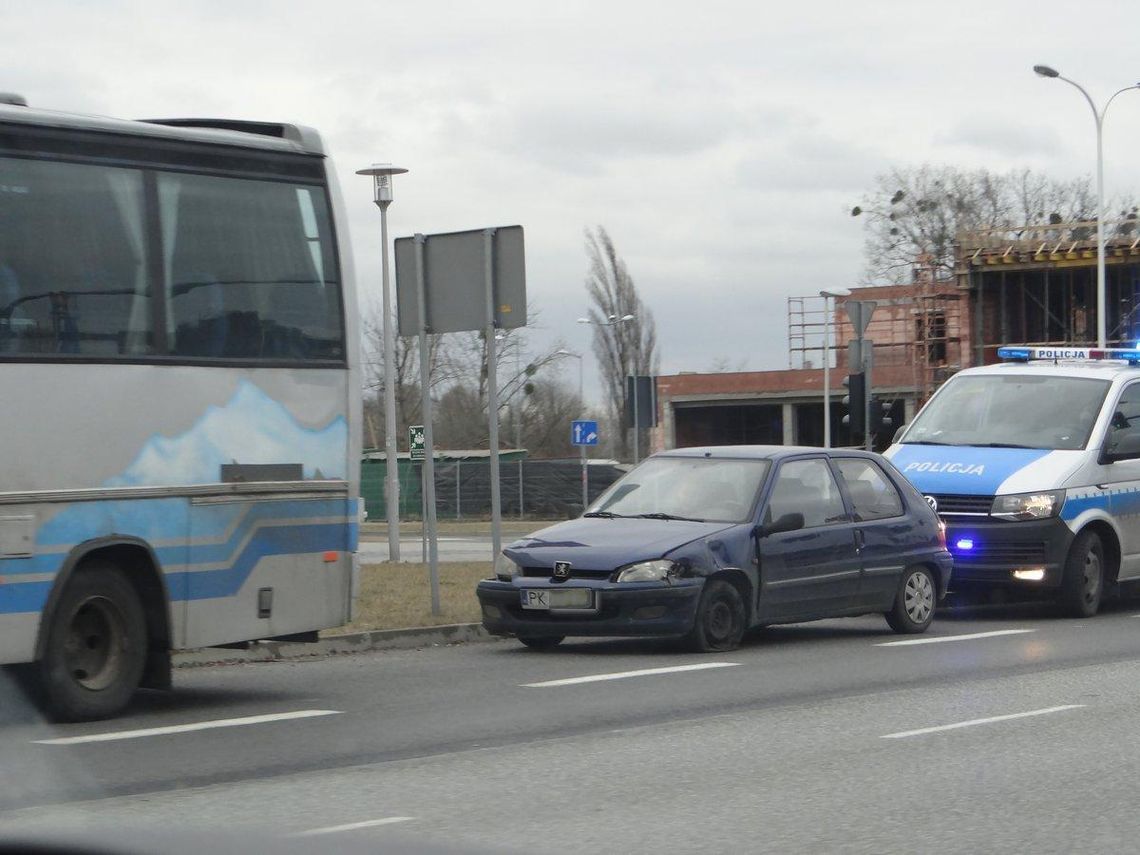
(931, 494, 993, 515)
(954, 542, 1048, 565)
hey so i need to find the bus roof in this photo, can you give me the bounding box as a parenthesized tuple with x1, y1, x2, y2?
(0, 100, 326, 156)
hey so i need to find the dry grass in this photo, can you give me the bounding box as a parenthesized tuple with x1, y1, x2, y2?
(339, 561, 492, 633)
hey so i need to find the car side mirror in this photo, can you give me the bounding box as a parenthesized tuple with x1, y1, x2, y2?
(754, 512, 805, 539)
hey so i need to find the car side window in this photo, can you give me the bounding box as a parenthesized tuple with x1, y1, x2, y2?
(765, 459, 848, 529)
(835, 458, 904, 521)
(1107, 383, 1140, 456)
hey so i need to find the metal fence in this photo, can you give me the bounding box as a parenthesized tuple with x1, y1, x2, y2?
(361, 458, 626, 521)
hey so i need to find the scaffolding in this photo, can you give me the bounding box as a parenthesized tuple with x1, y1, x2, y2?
(787, 278, 965, 404)
(958, 219, 1140, 362)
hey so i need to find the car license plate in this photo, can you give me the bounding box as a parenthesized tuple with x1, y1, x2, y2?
(520, 588, 593, 610)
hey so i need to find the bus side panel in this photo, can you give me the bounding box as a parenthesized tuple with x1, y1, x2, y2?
(0, 497, 190, 664)
(181, 496, 356, 649)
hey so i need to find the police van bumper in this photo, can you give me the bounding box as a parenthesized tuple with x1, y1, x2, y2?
(943, 517, 1074, 590)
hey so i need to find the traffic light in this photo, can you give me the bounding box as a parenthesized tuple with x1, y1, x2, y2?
(870, 398, 894, 435)
(841, 373, 866, 435)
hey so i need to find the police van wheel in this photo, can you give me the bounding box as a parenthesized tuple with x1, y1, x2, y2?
(38, 563, 147, 722)
(1059, 530, 1104, 618)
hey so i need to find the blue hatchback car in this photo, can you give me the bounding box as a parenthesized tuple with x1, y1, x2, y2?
(477, 446, 953, 651)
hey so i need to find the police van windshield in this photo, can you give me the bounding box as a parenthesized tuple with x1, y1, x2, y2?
(903, 374, 1110, 451)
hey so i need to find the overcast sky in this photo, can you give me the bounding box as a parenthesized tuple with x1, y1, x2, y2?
(5, 0, 1140, 403)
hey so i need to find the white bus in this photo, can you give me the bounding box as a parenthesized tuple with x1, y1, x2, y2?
(0, 95, 361, 721)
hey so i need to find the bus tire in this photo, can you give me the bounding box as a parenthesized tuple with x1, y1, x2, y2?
(38, 562, 147, 722)
(1058, 529, 1104, 618)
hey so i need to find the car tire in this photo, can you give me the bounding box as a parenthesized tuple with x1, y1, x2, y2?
(1058, 529, 1104, 618)
(518, 635, 564, 650)
(37, 562, 147, 722)
(684, 579, 746, 653)
(885, 565, 936, 634)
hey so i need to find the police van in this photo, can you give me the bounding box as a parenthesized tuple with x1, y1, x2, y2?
(884, 346, 1140, 616)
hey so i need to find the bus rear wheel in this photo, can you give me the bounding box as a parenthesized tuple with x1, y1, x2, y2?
(38, 562, 147, 722)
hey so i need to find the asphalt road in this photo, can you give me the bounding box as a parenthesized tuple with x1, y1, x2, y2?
(5, 601, 1140, 853)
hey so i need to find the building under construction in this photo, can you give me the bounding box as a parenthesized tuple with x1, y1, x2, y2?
(652, 217, 1140, 453)
(958, 217, 1140, 362)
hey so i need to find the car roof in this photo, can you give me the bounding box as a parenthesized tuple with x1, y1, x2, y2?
(656, 445, 881, 461)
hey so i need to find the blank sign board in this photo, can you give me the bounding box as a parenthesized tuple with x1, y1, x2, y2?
(394, 226, 526, 336)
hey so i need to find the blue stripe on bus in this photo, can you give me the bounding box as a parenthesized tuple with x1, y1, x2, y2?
(2, 497, 356, 578)
(0, 521, 359, 615)
(0, 581, 51, 615)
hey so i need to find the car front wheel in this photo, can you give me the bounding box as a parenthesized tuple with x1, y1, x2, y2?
(885, 566, 936, 634)
(684, 579, 746, 653)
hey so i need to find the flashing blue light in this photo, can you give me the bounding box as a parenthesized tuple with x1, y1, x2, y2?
(955, 538, 975, 551)
(997, 347, 1031, 361)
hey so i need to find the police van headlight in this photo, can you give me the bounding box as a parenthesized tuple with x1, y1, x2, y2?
(991, 490, 1065, 520)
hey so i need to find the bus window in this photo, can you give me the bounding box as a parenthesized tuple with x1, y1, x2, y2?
(160, 172, 344, 362)
(0, 156, 152, 356)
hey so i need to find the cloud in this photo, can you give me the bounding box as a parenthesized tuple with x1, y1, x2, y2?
(936, 119, 1064, 160)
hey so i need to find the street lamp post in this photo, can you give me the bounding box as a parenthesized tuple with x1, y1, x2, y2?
(1034, 65, 1140, 348)
(577, 314, 637, 460)
(555, 349, 587, 508)
(356, 163, 408, 562)
(819, 287, 851, 448)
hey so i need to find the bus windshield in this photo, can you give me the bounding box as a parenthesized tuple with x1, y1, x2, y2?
(903, 373, 1110, 451)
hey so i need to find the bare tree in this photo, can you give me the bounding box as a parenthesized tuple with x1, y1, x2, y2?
(852, 165, 1104, 283)
(362, 305, 445, 450)
(584, 226, 658, 461)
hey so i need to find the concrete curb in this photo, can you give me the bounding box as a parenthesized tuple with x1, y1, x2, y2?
(173, 622, 497, 667)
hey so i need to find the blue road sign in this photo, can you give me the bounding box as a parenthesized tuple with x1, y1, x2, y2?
(571, 419, 599, 446)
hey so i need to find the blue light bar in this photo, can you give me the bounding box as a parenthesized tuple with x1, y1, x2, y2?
(997, 347, 1031, 361)
(997, 345, 1140, 365)
(955, 538, 975, 551)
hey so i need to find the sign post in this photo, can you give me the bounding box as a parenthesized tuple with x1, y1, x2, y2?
(409, 425, 426, 564)
(571, 419, 599, 511)
(412, 233, 441, 616)
(844, 300, 878, 451)
(395, 225, 527, 569)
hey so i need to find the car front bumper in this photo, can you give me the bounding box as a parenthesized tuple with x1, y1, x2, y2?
(943, 516, 1074, 590)
(476, 578, 704, 639)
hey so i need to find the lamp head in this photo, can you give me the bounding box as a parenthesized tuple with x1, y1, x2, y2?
(1033, 64, 1060, 78)
(356, 163, 409, 206)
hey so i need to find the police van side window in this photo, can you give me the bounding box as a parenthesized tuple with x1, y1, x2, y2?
(1106, 384, 1140, 457)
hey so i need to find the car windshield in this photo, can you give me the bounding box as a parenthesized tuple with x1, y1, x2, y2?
(587, 456, 771, 523)
(903, 373, 1110, 451)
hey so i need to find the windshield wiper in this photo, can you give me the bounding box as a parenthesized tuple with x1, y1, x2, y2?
(903, 440, 959, 446)
(583, 510, 625, 518)
(976, 442, 1048, 449)
(633, 512, 707, 522)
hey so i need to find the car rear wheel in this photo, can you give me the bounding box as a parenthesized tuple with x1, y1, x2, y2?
(1059, 529, 1104, 618)
(518, 635, 564, 650)
(885, 566, 936, 634)
(684, 579, 746, 653)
